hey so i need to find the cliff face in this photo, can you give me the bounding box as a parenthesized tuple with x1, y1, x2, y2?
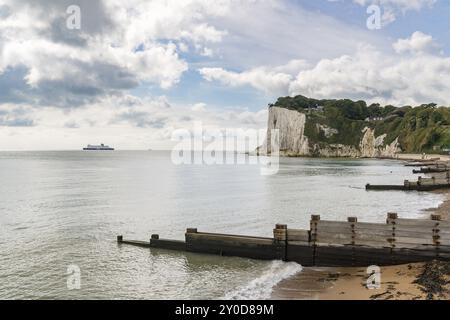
(359, 128, 400, 158)
(260, 107, 400, 158)
(262, 107, 310, 156)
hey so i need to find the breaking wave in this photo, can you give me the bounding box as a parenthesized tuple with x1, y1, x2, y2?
(222, 261, 302, 300)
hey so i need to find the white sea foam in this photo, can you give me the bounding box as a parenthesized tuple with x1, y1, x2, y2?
(222, 261, 302, 300)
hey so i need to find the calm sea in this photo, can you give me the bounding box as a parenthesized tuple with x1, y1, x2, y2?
(0, 151, 444, 299)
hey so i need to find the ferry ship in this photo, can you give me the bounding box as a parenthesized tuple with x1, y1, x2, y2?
(83, 144, 115, 151)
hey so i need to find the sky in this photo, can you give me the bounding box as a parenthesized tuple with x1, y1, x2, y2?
(0, 0, 449, 150)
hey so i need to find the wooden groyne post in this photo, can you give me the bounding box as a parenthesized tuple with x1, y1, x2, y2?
(273, 224, 288, 261)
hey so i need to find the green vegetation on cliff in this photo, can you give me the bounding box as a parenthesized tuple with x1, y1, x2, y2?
(271, 95, 450, 153)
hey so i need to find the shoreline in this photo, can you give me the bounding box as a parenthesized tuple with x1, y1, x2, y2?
(271, 154, 449, 300)
(425, 190, 450, 220)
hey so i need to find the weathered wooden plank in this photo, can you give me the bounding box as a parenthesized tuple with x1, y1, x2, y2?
(353, 229, 393, 237)
(388, 218, 439, 228)
(314, 242, 350, 248)
(287, 229, 310, 242)
(186, 241, 281, 260)
(315, 221, 353, 229)
(186, 233, 274, 246)
(435, 231, 450, 239)
(392, 225, 435, 233)
(354, 232, 393, 241)
(353, 246, 392, 256)
(187, 239, 275, 251)
(391, 242, 435, 249)
(435, 220, 450, 229)
(366, 184, 408, 190)
(436, 245, 450, 253)
(315, 246, 354, 258)
(352, 239, 392, 248)
(286, 244, 314, 266)
(315, 239, 354, 246)
(392, 248, 438, 263)
(391, 236, 435, 246)
(287, 241, 311, 247)
(393, 230, 434, 239)
(314, 230, 353, 238)
(187, 236, 274, 247)
(353, 230, 389, 238)
(150, 239, 186, 251)
(435, 229, 450, 237)
(314, 234, 354, 245)
(353, 247, 394, 266)
(121, 240, 151, 248)
(436, 252, 450, 260)
(437, 239, 450, 246)
(315, 230, 354, 238)
(354, 222, 392, 230)
(315, 246, 355, 266)
(194, 232, 274, 242)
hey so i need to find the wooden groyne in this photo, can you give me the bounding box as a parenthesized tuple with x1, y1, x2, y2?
(118, 213, 450, 267)
(413, 167, 448, 174)
(405, 162, 441, 167)
(366, 175, 450, 191)
(410, 160, 449, 174)
(404, 158, 442, 167)
(367, 157, 450, 191)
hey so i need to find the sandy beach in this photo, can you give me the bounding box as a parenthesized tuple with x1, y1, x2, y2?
(272, 154, 450, 300)
(396, 153, 450, 162)
(272, 263, 427, 300)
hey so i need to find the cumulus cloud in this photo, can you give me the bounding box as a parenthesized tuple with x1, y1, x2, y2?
(200, 33, 450, 106)
(288, 44, 450, 106)
(0, 0, 387, 108)
(199, 60, 309, 96)
(0, 0, 235, 106)
(200, 67, 293, 96)
(393, 31, 440, 54)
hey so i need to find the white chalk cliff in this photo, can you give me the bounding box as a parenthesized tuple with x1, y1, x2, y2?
(259, 107, 401, 158)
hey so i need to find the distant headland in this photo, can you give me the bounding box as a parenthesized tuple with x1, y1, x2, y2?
(258, 95, 450, 158)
